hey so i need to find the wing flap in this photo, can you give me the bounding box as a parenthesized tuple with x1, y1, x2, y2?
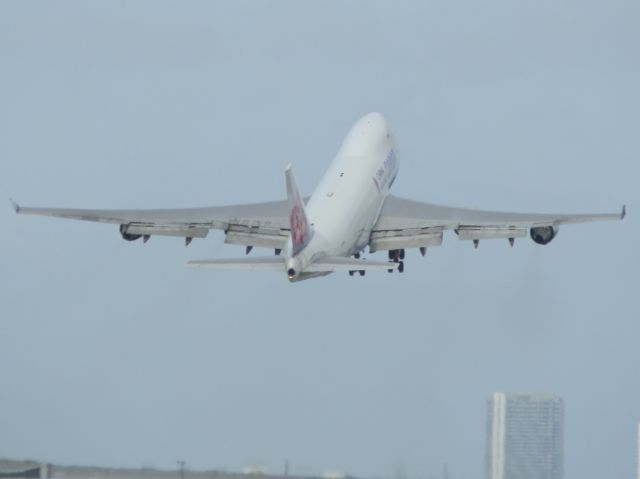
(369, 231, 443, 252)
(124, 224, 209, 238)
(224, 225, 289, 249)
(455, 226, 528, 241)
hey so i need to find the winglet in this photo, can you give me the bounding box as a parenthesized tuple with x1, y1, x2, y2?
(10, 198, 20, 214)
(621, 204, 626, 220)
(285, 164, 312, 256)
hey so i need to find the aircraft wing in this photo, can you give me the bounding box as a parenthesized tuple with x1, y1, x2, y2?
(370, 194, 625, 251)
(12, 199, 291, 248)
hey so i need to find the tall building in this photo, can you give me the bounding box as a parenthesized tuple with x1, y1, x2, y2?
(486, 393, 564, 479)
(637, 423, 640, 479)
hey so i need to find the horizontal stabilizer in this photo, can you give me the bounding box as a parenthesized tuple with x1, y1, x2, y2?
(187, 257, 284, 271)
(305, 257, 398, 272)
(187, 256, 398, 273)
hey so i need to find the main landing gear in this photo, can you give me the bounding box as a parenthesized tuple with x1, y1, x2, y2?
(348, 252, 366, 277)
(387, 249, 405, 273)
(347, 249, 407, 276)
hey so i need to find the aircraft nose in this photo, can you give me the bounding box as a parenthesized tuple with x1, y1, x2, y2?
(340, 112, 390, 156)
(359, 112, 388, 133)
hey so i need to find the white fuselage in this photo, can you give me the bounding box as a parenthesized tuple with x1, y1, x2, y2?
(286, 112, 399, 280)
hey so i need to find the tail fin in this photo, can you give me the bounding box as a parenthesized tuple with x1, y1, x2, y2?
(285, 164, 312, 255)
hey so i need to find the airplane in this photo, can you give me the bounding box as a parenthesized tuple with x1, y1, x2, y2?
(13, 112, 625, 282)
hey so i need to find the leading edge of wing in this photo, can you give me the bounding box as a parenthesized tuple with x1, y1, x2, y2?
(375, 195, 625, 230)
(12, 199, 292, 227)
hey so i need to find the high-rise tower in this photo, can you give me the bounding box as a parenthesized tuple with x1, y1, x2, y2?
(637, 423, 640, 479)
(486, 393, 564, 479)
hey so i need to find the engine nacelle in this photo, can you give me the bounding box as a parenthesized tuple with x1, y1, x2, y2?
(120, 224, 141, 241)
(530, 225, 559, 245)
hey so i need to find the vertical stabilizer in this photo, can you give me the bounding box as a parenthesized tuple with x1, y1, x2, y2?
(285, 164, 312, 255)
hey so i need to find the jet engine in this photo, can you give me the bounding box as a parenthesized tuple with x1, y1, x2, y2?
(119, 224, 141, 241)
(530, 225, 559, 245)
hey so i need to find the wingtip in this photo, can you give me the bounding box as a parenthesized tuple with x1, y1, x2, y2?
(9, 198, 20, 214)
(621, 204, 626, 220)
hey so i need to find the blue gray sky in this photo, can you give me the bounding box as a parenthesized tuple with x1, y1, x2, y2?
(1, 2, 639, 478)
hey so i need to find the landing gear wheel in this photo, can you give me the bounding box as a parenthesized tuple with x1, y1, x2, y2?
(359, 270, 365, 276)
(398, 261, 404, 273)
(399, 249, 405, 260)
(348, 270, 354, 276)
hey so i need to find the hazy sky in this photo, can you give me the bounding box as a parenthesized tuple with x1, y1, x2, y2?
(1, 2, 639, 479)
